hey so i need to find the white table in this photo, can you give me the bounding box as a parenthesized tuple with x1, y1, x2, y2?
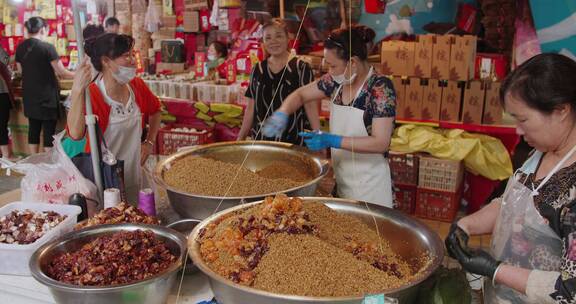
(0, 189, 215, 304)
(0, 272, 215, 304)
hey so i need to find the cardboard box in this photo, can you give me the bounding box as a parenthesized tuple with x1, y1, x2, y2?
(449, 35, 477, 81)
(440, 81, 463, 122)
(65, 24, 76, 41)
(402, 77, 423, 120)
(475, 53, 507, 81)
(381, 41, 415, 77)
(462, 80, 485, 124)
(161, 15, 177, 28)
(483, 81, 502, 125)
(391, 76, 406, 119)
(156, 62, 186, 73)
(184, 0, 209, 11)
(413, 35, 433, 78)
(183, 11, 199, 32)
(421, 79, 443, 121)
(431, 35, 452, 80)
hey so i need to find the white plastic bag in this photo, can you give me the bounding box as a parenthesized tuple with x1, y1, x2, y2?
(145, 0, 162, 33)
(0, 132, 98, 206)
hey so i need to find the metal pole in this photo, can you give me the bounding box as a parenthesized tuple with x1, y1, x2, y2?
(72, 0, 104, 205)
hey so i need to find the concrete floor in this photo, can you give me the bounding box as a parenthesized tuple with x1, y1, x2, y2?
(0, 168, 21, 195)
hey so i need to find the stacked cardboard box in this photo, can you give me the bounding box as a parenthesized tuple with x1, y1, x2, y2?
(381, 34, 477, 81)
(115, 0, 132, 35)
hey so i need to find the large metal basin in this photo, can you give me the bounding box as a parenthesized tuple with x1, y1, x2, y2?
(154, 141, 330, 219)
(189, 197, 444, 304)
(29, 224, 187, 304)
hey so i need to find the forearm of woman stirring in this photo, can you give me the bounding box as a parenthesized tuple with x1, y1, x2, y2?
(67, 58, 92, 139)
(141, 111, 161, 165)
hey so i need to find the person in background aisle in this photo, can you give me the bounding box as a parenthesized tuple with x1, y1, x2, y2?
(445, 53, 576, 304)
(15, 16, 75, 154)
(262, 25, 396, 207)
(0, 46, 15, 160)
(104, 17, 121, 34)
(207, 41, 228, 79)
(67, 33, 161, 202)
(237, 19, 320, 145)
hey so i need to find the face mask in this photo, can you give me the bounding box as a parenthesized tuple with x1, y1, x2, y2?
(332, 64, 357, 85)
(207, 54, 216, 61)
(112, 65, 136, 84)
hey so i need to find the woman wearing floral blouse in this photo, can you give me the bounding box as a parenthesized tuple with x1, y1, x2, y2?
(262, 25, 396, 207)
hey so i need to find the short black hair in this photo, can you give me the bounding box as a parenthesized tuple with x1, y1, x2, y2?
(83, 24, 104, 41)
(105, 17, 120, 28)
(24, 17, 47, 35)
(325, 25, 376, 61)
(211, 41, 228, 58)
(500, 53, 576, 115)
(84, 33, 134, 72)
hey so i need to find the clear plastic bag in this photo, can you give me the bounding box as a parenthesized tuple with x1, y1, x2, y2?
(0, 132, 98, 207)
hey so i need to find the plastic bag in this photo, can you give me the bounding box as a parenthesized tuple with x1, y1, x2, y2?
(391, 124, 513, 180)
(145, 0, 162, 33)
(0, 132, 98, 206)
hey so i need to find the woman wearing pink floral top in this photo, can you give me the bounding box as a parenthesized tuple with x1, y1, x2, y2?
(262, 25, 397, 207)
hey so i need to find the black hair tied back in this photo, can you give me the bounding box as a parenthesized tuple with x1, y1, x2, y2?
(325, 25, 376, 61)
(24, 17, 46, 35)
(84, 33, 134, 72)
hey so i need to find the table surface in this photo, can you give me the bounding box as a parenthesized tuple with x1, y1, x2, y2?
(0, 189, 215, 304)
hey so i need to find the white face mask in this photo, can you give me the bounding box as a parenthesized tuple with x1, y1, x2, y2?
(207, 54, 216, 61)
(112, 65, 136, 84)
(332, 64, 357, 85)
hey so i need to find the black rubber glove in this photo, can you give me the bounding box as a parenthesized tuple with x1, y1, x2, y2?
(447, 232, 501, 278)
(445, 222, 469, 259)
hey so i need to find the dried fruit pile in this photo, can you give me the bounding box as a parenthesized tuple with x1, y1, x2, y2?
(0, 210, 67, 245)
(74, 202, 160, 230)
(195, 195, 426, 297)
(47, 230, 177, 286)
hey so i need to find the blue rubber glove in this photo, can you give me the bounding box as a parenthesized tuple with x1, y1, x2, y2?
(299, 131, 343, 151)
(262, 111, 289, 138)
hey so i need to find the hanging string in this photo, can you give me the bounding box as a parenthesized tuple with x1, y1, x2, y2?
(175, 2, 312, 302)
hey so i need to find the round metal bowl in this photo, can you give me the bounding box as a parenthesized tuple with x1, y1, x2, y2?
(189, 197, 444, 304)
(166, 219, 201, 274)
(153, 141, 330, 219)
(29, 223, 187, 304)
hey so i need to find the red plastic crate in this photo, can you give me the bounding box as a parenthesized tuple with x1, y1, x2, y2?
(415, 187, 462, 222)
(157, 124, 214, 155)
(393, 184, 417, 214)
(389, 152, 419, 186)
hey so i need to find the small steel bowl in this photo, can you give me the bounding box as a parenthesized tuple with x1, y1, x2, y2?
(166, 218, 201, 274)
(29, 223, 187, 304)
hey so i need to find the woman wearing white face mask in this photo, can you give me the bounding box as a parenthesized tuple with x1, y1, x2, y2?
(67, 33, 161, 202)
(206, 41, 228, 79)
(263, 25, 397, 207)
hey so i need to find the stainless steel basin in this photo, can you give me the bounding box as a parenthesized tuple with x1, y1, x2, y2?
(153, 141, 330, 219)
(188, 197, 444, 304)
(29, 223, 187, 304)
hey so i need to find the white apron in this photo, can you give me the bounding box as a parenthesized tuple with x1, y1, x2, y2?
(97, 80, 142, 203)
(485, 145, 576, 303)
(329, 68, 393, 207)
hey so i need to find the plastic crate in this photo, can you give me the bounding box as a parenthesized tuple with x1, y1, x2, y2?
(393, 183, 416, 214)
(389, 152, 419, 186)
(0, 202, 81, 275)
(157, 123, 214, 155)
(415, 187, 462, 222)
(418, 155, 464, 192)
